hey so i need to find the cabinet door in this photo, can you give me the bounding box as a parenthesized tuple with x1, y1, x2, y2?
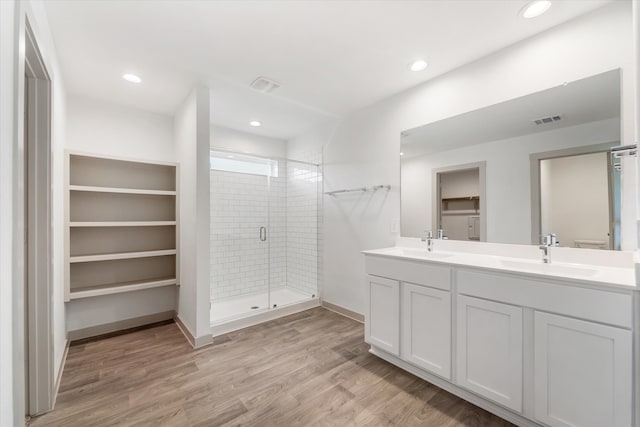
(456, 295, 523, 412)
(534, 311, 632, 427)
(401, 283, 451, 379)
(365, 275, 400, 356)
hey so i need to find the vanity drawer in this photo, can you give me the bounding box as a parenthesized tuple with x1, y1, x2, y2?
(456, 269, 632, 328)
(365, 255, 451, 291)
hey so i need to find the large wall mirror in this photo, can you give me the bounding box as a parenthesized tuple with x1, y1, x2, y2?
(400, 69, 629, 250)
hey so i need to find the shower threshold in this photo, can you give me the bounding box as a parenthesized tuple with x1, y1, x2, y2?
(210, 288, 320, 337)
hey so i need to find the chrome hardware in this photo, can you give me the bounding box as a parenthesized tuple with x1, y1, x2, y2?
(539, 233, 559, 263)
(259, 226, 267, 241)
(421, 230, 434, 252)
(437, 229, 448, 240)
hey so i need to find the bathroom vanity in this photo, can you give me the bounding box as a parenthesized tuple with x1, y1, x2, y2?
(362, 242, 638, 427)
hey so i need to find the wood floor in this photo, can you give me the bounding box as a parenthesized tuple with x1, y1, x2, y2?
(30, 307, 514, 426)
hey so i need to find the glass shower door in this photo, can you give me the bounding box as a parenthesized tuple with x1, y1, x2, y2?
(209, 152, 273, 322)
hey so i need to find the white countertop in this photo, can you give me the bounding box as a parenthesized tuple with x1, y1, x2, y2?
(362, 245, 638, 291)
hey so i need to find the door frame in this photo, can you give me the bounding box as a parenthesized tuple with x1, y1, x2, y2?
(431, 161, 486, 241)
(529, 141, 618, 247)
(23, 17, 54, 416)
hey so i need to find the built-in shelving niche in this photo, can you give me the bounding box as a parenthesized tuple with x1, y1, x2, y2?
(65, 152, 178, 301)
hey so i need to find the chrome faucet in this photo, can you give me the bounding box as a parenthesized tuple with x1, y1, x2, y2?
(539, 233, 559, 263)
(437, 229, 448, 240)
(421, 230, 434, 252)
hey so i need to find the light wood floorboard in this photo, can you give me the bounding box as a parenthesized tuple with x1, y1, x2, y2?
(30, 307, 514, 426)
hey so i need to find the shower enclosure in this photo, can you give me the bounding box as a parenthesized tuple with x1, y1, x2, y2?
(209, 150, 320, 332)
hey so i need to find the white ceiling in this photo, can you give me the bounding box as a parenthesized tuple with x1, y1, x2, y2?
(43, 0, 613, 140)
(401, 69, 621, 158)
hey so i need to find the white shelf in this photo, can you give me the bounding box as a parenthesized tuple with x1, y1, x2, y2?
(70, 221, 177, 227)
(69, 277, 177, 300)
(70, 249, 177, 263)
(65, 151, 179, 303)
(442, 210, 479, 216)
(69, 185, 176, 196)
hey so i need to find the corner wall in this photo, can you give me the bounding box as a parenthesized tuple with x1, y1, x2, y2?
(176, 87, 212, 345)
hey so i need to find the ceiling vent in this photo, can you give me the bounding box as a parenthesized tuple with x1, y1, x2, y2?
(532, 115, 562, 125)
(250, 76, 281, 93)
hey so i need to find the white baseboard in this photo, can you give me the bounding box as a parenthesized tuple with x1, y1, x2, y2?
(321, 300, 364, 323)
(174, 313, 214, 349)
(51, 339, 70, 410)
(67, 311, 175, 342)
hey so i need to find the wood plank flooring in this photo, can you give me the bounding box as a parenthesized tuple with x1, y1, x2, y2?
(30, 307, 514, 426)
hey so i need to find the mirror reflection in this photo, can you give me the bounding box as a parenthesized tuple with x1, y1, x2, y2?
(400, 69, 623, 249)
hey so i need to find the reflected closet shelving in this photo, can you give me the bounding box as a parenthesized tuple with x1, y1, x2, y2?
(65, 151, 178, 301)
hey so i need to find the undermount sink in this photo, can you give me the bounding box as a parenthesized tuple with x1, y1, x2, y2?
(499, 259, 598, 278)
(392, 248, 454, 259)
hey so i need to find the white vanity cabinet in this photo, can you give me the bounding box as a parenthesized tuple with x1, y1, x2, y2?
(365, 255, 452, 377)
(533, 311, 632, 427)
(365, 275, 400, 355)
(401, 282, 451, 379)
(363, 251, 636, 427)
(456, 295, 523, 412)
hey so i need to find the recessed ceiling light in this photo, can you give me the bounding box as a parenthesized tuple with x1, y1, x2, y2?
(522, 1, 551, 19)
(249, 121, 261, 127)
(409, 59, 428, 72)
(122, 73, 142, 83)
(400, 152, 404, 156)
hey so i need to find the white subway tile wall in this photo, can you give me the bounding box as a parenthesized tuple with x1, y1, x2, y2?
(210, 155, 321, 302)
(286, 159, 320, 297)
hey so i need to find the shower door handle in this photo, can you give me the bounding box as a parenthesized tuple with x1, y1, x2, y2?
(259, 226, 267, 241)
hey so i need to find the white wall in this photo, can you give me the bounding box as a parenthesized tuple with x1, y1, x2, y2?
(176, 87, 212, 343)
(401, 118, 619, 243)
(66, 94, 174, 161)
(1, 1, 19, 424)
(540, 152, 611, 249)
(1, 0, 69, 423)
(65, 94, 178, 332)
(302, 2, 636, 314)
(211, 125, 286, 158)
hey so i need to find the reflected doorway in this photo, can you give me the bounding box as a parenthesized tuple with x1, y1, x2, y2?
(531, 142, 619, 250)
(433, 162, 486, 242)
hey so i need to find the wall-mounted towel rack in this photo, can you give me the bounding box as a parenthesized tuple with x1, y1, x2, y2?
(324, 184, 391, 196)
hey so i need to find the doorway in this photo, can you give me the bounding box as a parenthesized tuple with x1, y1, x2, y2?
(530, 142, 618, 249)
(432, 162, 486, 242)
(23, 19, 54, 416)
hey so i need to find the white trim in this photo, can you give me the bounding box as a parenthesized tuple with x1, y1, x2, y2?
(24, 18, 54, 417)
(69, 185, 176, 196)
(69, 278, 177, 300)
(210, 299, 320, 337)
(51, 339, 69, 410)
(321, 300, 364, 323)
(69, 249, 176, 263)
(65, 148, 178, 167)
(67, 311, 174, 342)
(70, 221, 176, 227)
(174, 313, 214, 348)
